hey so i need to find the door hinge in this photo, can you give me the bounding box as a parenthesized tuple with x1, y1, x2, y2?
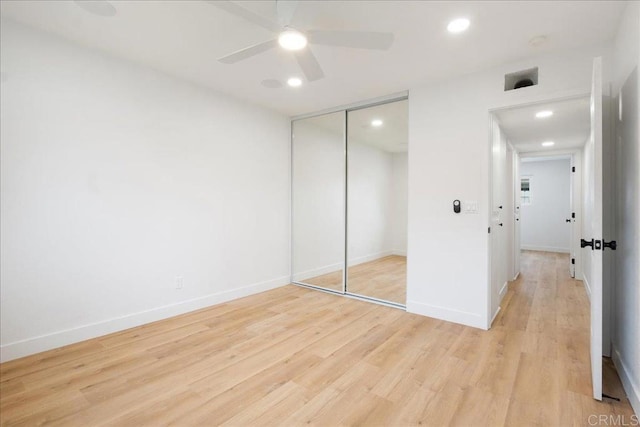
(572, 212, 575, 219)
(572, 166, 576, 172)
(571, 258, 575, 265)
(488, 227, 491, 234)
(603, 240, 617, 250)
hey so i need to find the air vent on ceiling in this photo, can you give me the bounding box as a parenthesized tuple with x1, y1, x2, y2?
(504, 67, 538, 91)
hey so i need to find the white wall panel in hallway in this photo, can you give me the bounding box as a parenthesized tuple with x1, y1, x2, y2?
(520, 158, 572, 253)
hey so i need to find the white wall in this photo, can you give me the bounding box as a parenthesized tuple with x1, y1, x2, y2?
(407, 44, 611, 329)
(520, 159, 571, 253)
(0, 20, 291, 361)
(611, 1, 640, 416)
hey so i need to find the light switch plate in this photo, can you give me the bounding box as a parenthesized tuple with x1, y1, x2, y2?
(464, 200, 479, 214)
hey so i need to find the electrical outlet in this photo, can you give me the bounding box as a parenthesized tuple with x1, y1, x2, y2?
(175, 276, 183, 290)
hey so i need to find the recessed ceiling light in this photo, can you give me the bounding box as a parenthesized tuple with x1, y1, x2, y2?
(371, 119, 383, 127)
(287, 77, 302, 87)
(447, 18, 470, 34)
(535, 110, 553, 118)
(278, 29, 307, 51)
(542, 141, 555, 147)
(74, 0, 117, 17)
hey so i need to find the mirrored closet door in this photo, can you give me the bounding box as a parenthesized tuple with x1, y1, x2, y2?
(346, 100, 408, 305)
(291, 97, 407, 306)
(291, 111, 345, 293)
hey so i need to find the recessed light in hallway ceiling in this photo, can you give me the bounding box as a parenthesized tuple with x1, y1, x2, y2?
(536, 110, 554, 118)
(447, 18, 470, 34)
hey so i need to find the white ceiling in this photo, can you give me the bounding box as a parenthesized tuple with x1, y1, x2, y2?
(0, 1, 627, 117)
(495, 96, 590, 153)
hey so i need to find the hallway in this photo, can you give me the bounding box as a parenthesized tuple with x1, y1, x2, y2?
(494, 250, 633, 424)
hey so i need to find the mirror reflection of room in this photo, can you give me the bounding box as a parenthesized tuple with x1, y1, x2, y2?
(347, 100, 408, 305)
(291, 111, 345, 292)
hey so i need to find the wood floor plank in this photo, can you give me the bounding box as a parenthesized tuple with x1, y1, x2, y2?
(0, 251, 636, 426)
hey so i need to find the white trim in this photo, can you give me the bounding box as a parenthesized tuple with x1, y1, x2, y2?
(490, 306, 501, 327)
(392, 250, 407, 256)
(612, 346, 640, 416)
(291, 91, 409, 121)
(292, 251, 398, 282)
(348, 250, 394, 266)
(583, 274, 592, 301)
(406, 300, 486, 330)
(0, 275, 290, 362)
(512, 271, 520, 281)
(520, 245, 570, 253)
(499, 281, 509, 302)
(292, 262, 343, 282)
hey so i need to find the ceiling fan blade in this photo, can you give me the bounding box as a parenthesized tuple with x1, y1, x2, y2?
(294, 48, 324, 82)
(276, 0, 298, 27)
(218, 39, 278, 64)
(207, 1, 281, 33)
(307, 30, 394, 50)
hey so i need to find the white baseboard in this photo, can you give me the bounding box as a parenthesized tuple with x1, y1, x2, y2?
(521, 245, 570, 253)
(293, 262, 343, 282)
(512, 271, 520, 281)
(490, 307, 501, 327)
(293, 250, 400, 282)
(392, 250, 407, 257)
(406, 300, 486, 330)
(612, 345, 640, 416)
(348, 250, 394, 267)
(0, 275, 290, 363)
(583, 274, 592, 301)
(499, 281, 508, 302)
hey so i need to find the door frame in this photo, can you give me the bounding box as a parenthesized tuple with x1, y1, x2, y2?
(517, 149, 583, 280)
(487, 91, 590, 329)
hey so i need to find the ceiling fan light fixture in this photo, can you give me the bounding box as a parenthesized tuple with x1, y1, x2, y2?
(278, 29, 307, 51)
(287, 77, 303, 87)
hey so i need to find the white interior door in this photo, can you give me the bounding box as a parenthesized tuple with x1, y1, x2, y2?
(569, 156, 576, 278)
(585, 57, 604, 401)
(513, 152, 521, 279)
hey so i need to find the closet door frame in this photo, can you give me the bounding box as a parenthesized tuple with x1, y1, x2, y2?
(290, 92, 408, 309)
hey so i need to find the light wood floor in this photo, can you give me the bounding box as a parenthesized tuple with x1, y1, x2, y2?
(300, 255, 406, 304)
(0, 251, 635, 426)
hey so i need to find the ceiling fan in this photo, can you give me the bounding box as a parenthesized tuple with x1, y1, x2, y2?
(208, 0, 394, 82)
